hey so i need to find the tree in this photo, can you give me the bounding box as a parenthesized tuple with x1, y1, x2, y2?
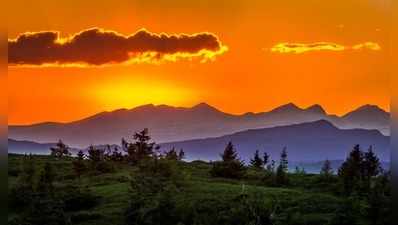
(320, 159, 333, 180)
(210, 142, 245, 179)
(363, 146, 382, 180)
(73, 150, 86, 180)
(123, 128, 159, 164)
(178, 149, 185, 161)
(50, 140, 71, 159)
(250, 150, 264, 169)
(338, 145, 364, 195)
(221, 142, 238, 162)
(37, 162, 56, 193)
(87, 145, 113, 173)
(165, 147, 178, 160)
(110, 147, 124, 162)
(276, 147, 289, 186)
(87, 145, 104, 164)
(263, 152, 270, 168)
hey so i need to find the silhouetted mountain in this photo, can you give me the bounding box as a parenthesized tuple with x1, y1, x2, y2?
(9, 103, 389, 147)
(332, 104, 390, 135)
(160, 120, 390, 162)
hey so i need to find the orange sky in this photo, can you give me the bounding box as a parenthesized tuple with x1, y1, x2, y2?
(6, 0, 391, 125)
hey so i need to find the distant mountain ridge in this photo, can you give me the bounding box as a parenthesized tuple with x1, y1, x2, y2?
(9, 120, 390, 164)
(160, 120, 390, 162)
(9, 103, 389, 147)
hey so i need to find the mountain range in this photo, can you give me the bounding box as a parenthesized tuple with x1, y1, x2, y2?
(9, 103, 389, 148)
(9, 120, 389, 164)
(161, 120, 389, 162)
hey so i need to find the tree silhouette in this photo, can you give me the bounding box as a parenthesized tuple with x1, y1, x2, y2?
(221, 142, 238, 162)
(338, 145, 364, 195)
(320, 159, 333, 180)
(250, 150, 264, 169)
(276, 147, 289, 186)
(263, 152, 270, 168)
(50, 140, 71, 159)
(123, 128, 159, 164)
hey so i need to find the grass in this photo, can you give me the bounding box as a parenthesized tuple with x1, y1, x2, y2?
(8, 154, 343, 225)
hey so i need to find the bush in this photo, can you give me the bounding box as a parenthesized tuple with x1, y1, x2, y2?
(210, 160, 246, 179)
(62, 187, 100, 212)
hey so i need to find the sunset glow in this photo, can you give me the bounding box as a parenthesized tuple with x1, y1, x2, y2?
(6, 0, 390, 125)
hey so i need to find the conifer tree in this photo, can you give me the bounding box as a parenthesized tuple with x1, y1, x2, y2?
(276, 147, 289, 186)
(320, 159, 333, 180)
(250, 150, 264, 169)
(263, 152, 270, 168)
(338, 144, 364, 195)
(363, 146, 382, 179)
(221, 142, 238, 162)
(178, 149, 185, 161)
(123, 128, 158, 164)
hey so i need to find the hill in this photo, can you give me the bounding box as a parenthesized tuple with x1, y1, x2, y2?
(161, 120, 390, 162)
(8, 103, 389, 148)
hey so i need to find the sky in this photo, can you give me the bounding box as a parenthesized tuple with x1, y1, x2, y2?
(6, 0, 391, 125)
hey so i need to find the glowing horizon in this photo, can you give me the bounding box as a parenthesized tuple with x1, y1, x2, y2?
(6, 0, 390, 125)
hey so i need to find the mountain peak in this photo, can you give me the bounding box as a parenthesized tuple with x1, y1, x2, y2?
(305, 104, 326, 114)
(191, 102, 219, 111)
(356, 104, 385, 112)
(344, 104, 388, 118)
(269, 103, 301, 113)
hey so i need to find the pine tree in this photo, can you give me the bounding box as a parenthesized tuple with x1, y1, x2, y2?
(276, 147, 289, 186)
(338, 144, 364, 195)
(320, 159, 333, 180)
(73, 150, 86, 180)
(221, 142, 238, 162)
(250, 150, 264, 169)
(165, 147, 179, 160)
(363, 146, 381, 179)
(263, 152, 270, 168)
(50, 140, 71, 159)
(178, 149, 185, 161)
(123, 128, 158, 164)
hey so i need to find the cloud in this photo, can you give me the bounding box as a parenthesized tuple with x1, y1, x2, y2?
(270, 42, 381, 54)
(8, 28, 228, 66)
(352, 42, 381, 51)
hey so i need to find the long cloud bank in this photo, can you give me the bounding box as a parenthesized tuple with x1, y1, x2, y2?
(271, 42, 381, 54)
(8, 28, 228, 66)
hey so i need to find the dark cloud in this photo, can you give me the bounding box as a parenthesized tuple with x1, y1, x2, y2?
(8, 28, 227, 66)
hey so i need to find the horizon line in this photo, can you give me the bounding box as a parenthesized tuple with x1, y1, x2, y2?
(8, 101, 389, 126)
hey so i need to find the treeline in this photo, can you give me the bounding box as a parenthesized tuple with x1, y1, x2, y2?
(9, 129, 390, 225)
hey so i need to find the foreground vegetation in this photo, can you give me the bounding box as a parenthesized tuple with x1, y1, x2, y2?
(8, 129, 391, 225)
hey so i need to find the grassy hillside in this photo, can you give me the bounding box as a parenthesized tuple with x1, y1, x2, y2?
(8, 152, 389, 225)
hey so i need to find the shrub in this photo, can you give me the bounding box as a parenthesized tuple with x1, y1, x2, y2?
(210, 160, 246, 179)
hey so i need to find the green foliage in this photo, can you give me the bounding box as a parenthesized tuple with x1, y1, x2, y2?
(338, 145, 382, 195)
(8, 145, 390, 225)
(210, 142, 246, 179)
(73, 150, 86, 179)
(164, 147, 184, 161)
